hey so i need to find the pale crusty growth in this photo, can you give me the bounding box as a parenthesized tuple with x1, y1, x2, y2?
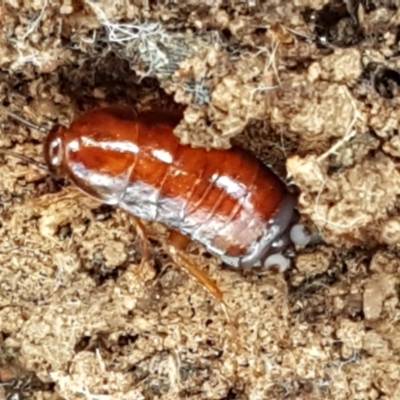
(2, 1, 400, 399)
(287, 153, 400, 247)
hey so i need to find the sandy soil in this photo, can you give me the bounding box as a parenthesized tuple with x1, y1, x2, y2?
(1, 1, 400, 399)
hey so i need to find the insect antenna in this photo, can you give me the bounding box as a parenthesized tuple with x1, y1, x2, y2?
(0, 105, 50, 172)
(0, 148, 48, 171)
(6, 111, 48, 133)
(0, 105, 48, 133)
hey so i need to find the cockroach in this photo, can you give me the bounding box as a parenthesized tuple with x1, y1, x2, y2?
(4, 106, 307, 301)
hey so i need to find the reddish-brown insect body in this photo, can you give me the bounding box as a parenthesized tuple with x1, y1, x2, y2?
(44, 107, 296, 268)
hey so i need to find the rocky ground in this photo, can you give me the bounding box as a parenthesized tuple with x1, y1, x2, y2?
(0, 1, 400, 399)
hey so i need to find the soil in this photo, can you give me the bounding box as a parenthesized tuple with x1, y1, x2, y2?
(1, 1, 400, 399)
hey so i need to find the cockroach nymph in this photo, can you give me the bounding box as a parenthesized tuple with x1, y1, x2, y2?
(5, 106, 310, 300)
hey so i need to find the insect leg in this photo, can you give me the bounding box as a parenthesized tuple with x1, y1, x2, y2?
(131, 216, 150, 273)
(166, 230, 223, 301)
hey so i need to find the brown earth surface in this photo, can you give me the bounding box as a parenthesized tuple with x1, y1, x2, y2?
(1, 1, 400, 399)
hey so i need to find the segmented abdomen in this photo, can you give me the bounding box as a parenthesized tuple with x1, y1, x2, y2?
(119, 112, 287, 267)
(57, 108, 291, 268)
